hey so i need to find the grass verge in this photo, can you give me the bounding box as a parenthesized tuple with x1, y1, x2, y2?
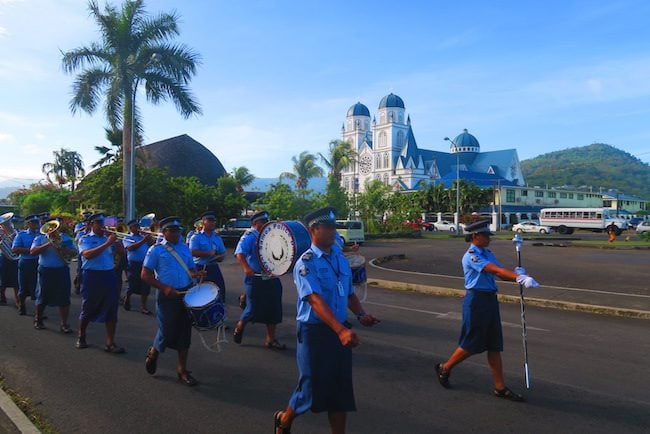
(0, 374, 58, 434)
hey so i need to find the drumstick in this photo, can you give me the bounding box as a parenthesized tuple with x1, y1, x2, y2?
(199, 264, 206, 284)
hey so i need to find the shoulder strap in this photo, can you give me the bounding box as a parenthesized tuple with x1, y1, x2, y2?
(159, 243, 193, 279)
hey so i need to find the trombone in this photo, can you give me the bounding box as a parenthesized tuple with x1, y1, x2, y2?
(104, 223, 131, 241)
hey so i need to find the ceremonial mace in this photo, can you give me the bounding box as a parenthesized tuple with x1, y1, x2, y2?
(512, 233, 531, 389)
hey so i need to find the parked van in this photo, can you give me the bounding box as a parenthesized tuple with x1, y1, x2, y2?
(335, 220, 365, 245)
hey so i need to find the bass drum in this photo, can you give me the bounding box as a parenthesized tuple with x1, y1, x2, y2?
(257, 220, 311, 276)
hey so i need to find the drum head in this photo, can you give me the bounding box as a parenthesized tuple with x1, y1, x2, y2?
(258, 221, 309, 276)
(184, 282, 220, 308)
(345, 254, 366, 268)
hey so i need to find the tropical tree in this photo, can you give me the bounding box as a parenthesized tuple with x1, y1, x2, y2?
(231, 166, 255, 192)
(281, 151, 324, 190)
(62, 0, 202, 217)
(319, 139, 355, 182)
(42, 148, 85, 192)
(92, 127, 123, 168)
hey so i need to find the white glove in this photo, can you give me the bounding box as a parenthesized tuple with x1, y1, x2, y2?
(514, 267, 526, 276)
(516, 274, 539, 288)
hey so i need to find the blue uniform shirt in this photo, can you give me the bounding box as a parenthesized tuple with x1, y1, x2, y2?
(190, 230, 226, 265)
(122, 233, 148, 263)
(185, 230, 195, 244)
(31, 233, 75, 268)
(12, 229, 40, 260)
(335, 232, 344, 250)
(143, 239, 195, 289)
(234, 229, 261, 274)
(293, 243, 353, 324)
(78, 231, 114, 271)
(462, 244, 501, 292)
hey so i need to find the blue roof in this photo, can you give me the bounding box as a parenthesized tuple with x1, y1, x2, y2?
(437, 170, 518, 188)
(452, 129, 480, 149)
(347, 102, 370, 117)
(378, 93, 405, 109)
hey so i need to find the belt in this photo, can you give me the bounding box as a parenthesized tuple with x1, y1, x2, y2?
(467, 289, 497, 295)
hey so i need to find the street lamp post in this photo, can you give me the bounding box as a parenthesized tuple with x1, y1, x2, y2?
(444, 136, 461, 232)
(125, 53, 161, 221)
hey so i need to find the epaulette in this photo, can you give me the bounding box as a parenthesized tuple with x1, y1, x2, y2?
(301, 250, 313, 261)
(468, 248, 476, 253)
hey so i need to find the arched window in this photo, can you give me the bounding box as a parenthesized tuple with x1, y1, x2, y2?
(383, 152, 389, 168)
(379, 131, 387, 148)
(398, 113, 403, 123)
(397, 131, 404, 146)
(383, 173, 389, 185)
(380, 112, 385, 124)
(375, 153, 381, 168)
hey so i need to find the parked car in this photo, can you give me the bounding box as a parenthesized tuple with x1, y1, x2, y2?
(627, 217, 643, 229)
(335, 220, 365, 244)
(216, 217, 251, 245)
(433, 221, 460, 232)
(636, 221, 650, 234)
(512, 220, 552, 234)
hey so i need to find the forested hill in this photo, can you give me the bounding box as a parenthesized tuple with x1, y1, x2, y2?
(521, 143, 650, 200)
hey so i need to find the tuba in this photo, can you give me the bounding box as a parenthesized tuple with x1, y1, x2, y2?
(40, 220, 74, 263)
(0, 212, 19, 260)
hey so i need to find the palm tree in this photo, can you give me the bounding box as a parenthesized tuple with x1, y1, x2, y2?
(231, 167, 255, 192)
(319, 139, 355, 182)
(281, 151, 324, 190)
(92, 127, 123, 168)
(63, 150, 86, 192)
(61, 0, 202, 217)
(42, 148, 85, 191)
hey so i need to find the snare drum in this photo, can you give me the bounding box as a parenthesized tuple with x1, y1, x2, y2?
(183, 282, 226, 330)
(257, 220, 311, 276)
(345, 254, 367, 285)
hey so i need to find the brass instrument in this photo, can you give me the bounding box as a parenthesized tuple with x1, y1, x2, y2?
(140, 229, 163, 239)
(139, 213, 156, 231)
(104, 224, 131, 241)
(0, 212, 19, 260)
(40, 220, 74, 263)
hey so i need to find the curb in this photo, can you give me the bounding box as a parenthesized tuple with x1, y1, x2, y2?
(368, 278, 650, 320)
(0, 386, 40, 434)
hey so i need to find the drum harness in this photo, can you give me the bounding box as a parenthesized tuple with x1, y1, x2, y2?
(160, 243, 228, 352)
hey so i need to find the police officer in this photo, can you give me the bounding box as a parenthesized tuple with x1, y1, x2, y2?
(122, 219, 154, 314)
(141, 216, 205, 386)
(0, 215, 21, 307)
(30, 218, 77, 332)
(233, 211, 285, 348)
(185, 218, 202, 245)
(73, 214, 92, 294)
(435, 220, 539, 402)
(11, 214, 41, 316)
(273, 208, 379, 434)
(189, 211, 226, 301)
(76, 213, 125, 352)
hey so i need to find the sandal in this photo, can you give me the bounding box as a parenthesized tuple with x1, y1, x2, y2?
(233, 325, 244, 344)
(274, 411, 291, 434)
(145, 347, 158, 375)
(493, 387, 525, 402)
(177, 370, 198, 387)
(265, 339, 286, 350)
(435, 363, 451, 389)
(75, 336, 88, 349)
(34, 320, 46, 330)
(104, 343, 126, 354)
(140, 308, 152, 315)
(60, 324, 73, 334)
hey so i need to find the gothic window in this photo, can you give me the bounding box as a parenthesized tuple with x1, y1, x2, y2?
(397, 131, 404, 147)
(355, 119, 360, 128)
(383, 153, 389, 168)
(380, 112, 385, 123)
(398, 113, 403, 123)
(375, 153, 381, 168)
(383, 173, 389, 185)
(379, 131, 387, 148)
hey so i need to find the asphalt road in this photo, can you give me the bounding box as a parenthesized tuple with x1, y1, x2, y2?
(1, 239, 649, 433)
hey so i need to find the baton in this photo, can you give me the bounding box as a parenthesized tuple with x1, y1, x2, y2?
(512, 234, 531, 389)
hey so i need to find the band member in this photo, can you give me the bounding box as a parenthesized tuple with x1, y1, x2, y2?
(30, 218, 77, 332)
(11, 214, 41, 316)
(122, 219, 154, 314)
(233, 211, 285, 349)
(0, 215, 20, 308)
(73, 215, 92, 294)
(141, 216, 205, 386)
(76, 213, 125, 353)
(189, 211, 226, 301)
(74, 211, 93, 235)
(435, 220, 539, 402)
(274, 208, 379, 434)
(185, 219, 202, 245)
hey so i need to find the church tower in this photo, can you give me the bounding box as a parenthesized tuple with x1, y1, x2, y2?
(372, 93, 409, 186)
(341, 102, 371, 194)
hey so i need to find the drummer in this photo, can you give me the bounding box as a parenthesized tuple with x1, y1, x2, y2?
(141, 216, 206, 386)
(189, 211, 227, 302)
(233, 211, 285, 349)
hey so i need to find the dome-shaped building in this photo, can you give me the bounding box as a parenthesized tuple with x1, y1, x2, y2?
(347, 102, 370, 117)
(449, 129, 480, 154)
(378, 93, 405, 109)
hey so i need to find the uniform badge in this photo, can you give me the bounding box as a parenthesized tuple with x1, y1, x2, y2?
(299, 266, 309, 276)
(470, 255, 479, 263)
(302, 251, 313, 261)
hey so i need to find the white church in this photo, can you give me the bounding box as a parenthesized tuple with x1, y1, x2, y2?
(339, 93, 525, 193)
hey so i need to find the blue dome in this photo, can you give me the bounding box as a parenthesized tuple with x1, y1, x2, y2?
(452, 129, 480, 149)
(378, 93, 405, 109)
(347, 102, 370, 117)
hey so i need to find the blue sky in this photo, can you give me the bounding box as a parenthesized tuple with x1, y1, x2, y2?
(1, 0, 649, 187)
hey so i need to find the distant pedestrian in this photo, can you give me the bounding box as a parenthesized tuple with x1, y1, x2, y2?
(606, 223, 617, 243)
(435, 220, 539, 402)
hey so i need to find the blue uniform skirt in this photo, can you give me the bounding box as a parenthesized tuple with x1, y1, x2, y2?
(458, 290, 503, 353)
(289, 322, 356, 414)
(126, 261, 150, 296)
(1, 258, 18, 288)
(18, 258, 38, 299)
(205, 263, 226, 301)
(239, 276, 283, 324)
(79, 269, 119, 323)
(36, 266, 71, 307)
(154, 294, 193, 352)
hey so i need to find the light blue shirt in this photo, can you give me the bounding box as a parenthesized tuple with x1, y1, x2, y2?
(335, 232, 344, 250)
(31, 233, 75, 268)
(143, 239, 195, 289)
(185, 230, 196, 244)
(462, 244, 501, 292)
(293, 243, 353, 324)
(12, 229, 40, 260)
(234, 229, 261, 274)
(190, 230, 226, 265)
(122, 233, 148, 263)
(78, 231, 114, 271)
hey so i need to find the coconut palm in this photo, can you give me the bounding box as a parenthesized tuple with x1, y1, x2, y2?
(318, 139, 355, 182)
(281, 151, 324, 190)
(42, 148, 85, 191)
(61, 0, 201, 216)
(231, 166, 255, 192)
(92, 127, 123, 168)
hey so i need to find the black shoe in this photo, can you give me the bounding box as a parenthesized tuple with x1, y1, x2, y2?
(435, 363, 451, 389)
(145, 347, 158, 375)
(75, 336, 88, 349)
(33, 320, 46, 330)
(60, 324, 73, 334)
(177, 371, 198, 386)
(493, 387, 525, 402)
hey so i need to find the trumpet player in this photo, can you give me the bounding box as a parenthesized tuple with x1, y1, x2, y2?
(122, 219, 154, 314)
(189, 211, 227, 302)
(11, 214, 41, 316)
(76, 213, 126, 353)
(30, 218, 77, 332)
